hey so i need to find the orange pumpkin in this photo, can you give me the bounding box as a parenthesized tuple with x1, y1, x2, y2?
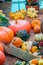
(31, 20, 41, 29)
(31, 59, 38, 65)
(0, 51, 6, 65)
(0, 27, 14, 44)
(33, 25, 41, 33)
(13, 37, 23, 48)
(31, 46, 38, 53)
(0, 43, 4, 52)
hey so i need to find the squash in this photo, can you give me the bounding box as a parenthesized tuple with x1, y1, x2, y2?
(39, 41, 43, 48)
(21, 42, 29, 51)
(38, 59, 43, 65)
(16, 30, 30, 41)
(32, 42, 39, 47)
(0, 27, 14, 43)
(31, 20, 41, 29)
(15, 61, 26, 65)
(0, 14, 10, 27)
(33, 25, 41, 33)
(30, 46, 38, 53)
(13, 37, 23, 48)
(34, 33, 43, 42)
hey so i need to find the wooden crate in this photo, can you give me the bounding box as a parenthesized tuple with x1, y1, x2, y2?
(4, 43, 37, 62)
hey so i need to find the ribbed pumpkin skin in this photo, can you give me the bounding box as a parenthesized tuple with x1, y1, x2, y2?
(9, 20, 31, 35)
(0, 27, 14, 43)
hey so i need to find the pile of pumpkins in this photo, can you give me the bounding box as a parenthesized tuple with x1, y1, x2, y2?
(0, 10, 43, 65)
(9, 9, 26, 20)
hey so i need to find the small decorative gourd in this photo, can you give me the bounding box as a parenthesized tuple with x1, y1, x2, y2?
(34, 33, 43, 42)
(16, 30, 30, 41)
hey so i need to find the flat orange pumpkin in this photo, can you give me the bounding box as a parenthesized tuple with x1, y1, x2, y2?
(31, 20, 41, 29)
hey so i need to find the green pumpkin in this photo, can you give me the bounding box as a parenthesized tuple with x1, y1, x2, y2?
(15, 61, 26, 65)
(0, 14, 10, 27)
(16, 30, 30, 41)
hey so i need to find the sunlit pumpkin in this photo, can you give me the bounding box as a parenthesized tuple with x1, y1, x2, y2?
(0, 27, 14, 43)
(0, 51, 6, 65)
(9, 20, 31, 35)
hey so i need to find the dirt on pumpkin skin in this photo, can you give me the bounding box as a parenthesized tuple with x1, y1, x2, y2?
(4, 14, 43, 65)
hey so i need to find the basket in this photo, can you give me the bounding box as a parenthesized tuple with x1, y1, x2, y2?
(0, 2, 11, 17)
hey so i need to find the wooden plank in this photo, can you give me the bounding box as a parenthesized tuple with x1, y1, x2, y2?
(4, 44, 37, 62)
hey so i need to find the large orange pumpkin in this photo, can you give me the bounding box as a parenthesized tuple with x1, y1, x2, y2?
(0, 51, 6, 65)
(33, 25, 41, 33)
(9, 20, 31, 35)
(31, 20, 41, 29)
(13, 37, 23, 48)
(0, 27, 14, 43)
(0, 43, 4, 52)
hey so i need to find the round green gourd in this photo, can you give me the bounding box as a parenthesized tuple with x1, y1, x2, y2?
(16, 30, 30, 41)
(15, 61, 26, 65)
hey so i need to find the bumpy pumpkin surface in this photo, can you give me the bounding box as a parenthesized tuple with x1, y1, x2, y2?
(9, 20, 31, 35)
(31, 20, 41, 29)
(16, 30, 30, 41)
(13, 37, 23, 48)
(0, 27, 14, 43)
(33, 25, 41, 33)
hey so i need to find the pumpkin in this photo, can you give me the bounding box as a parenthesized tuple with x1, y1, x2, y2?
(16, 30, 30, 41)
(21, 42, 29, 51)
(0, 14, 10, 27)
(33, 25, 41, 33)
(13, 37, 23, 48)
(9, 20, 31, 35)
(31, 59, 38, 65)
(31, 20, 41, 29)
(0, 43, 4, 52)
(34, 33, 43, 42)
(0, 51, 6, 65)
(31, 46, 38, 53)
(0, 27, 14, 43)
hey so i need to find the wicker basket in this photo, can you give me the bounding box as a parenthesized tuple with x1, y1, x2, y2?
(0, 2, 11, 17)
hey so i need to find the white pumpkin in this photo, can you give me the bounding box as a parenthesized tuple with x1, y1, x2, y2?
(34, 33, 43, 42)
